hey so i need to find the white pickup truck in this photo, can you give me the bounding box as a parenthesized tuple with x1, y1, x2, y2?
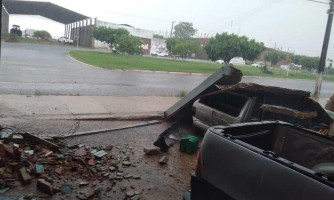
(58, 37, 73, 44)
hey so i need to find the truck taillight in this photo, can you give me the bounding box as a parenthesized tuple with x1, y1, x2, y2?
(195, 150, 202, 178)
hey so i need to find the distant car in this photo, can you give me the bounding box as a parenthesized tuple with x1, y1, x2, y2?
(151, 51, 168, 57)
(251, 62, 264, 67)
(216, 60, 224, 64)
(58, 37, 73, 44)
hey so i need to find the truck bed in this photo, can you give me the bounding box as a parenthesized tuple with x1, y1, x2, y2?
(199, 121, 334, 200)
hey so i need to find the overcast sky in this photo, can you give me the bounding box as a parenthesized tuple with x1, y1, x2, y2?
(8, 0, 334, 58)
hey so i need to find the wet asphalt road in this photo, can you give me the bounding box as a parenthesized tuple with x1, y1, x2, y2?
(1, 42, 333, 98)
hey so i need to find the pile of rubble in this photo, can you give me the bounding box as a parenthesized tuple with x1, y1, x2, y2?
(0, 127, 143, 199)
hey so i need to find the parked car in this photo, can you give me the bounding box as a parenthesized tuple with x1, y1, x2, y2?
(187, 121, 334, 200)
(216, 60, 224, 64)
(151, 51, 168, 57)
(58, 37, 73, 44)
(251, 62, 264, 67)
(192, 83, 332, 134)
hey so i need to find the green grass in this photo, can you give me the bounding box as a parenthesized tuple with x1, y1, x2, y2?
(69, 51, 334, 82)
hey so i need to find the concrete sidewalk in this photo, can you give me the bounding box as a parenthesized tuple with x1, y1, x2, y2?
(0, 95, 180, 119)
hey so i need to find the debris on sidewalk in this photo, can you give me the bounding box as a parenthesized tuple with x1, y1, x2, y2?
(0, 126, 143, 198)
(159, 156, 169, 165)
(143, 147, 160, 155)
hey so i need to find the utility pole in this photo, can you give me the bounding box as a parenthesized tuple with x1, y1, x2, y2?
(169, 21, 175, 38)
(314, 0, 334, 98)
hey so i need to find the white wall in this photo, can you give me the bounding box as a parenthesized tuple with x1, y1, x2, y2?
(94, 20, 154, 49)
(150, 38, 167, 54)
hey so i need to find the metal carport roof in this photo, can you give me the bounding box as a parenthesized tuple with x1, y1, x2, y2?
(3, 0, 89, 24)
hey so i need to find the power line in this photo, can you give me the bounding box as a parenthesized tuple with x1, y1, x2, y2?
(305, 0, 329, 5)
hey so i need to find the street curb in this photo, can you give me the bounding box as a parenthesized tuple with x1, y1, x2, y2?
(1, 113, 164, 121)
(63, 120, 162, 138)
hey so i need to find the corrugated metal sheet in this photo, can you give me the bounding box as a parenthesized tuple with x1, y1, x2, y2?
(3, 0, 88, 24)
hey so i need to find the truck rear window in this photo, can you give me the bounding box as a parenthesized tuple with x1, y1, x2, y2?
(199, 92, 247, 117)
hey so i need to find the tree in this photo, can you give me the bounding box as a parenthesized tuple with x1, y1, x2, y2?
(174, 22, 197, 39)
(299, 56, 319, 72)
(264, 51, 287, 67)
(116, 35, 143, 64)
(92, 27, 129, 49)
(153, 34, 164, 39)
(172, 40, 202, 67)
(205, 33, 241, 64)
(240, 36, 265, 62)
(33, 30, 51, 40)
(166, 37, 184, 55)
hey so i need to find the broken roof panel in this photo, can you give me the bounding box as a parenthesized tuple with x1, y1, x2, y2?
(3, 0, 89, 24)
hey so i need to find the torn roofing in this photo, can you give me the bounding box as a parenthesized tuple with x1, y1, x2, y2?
(3, 0, 89, 24)
(217, 83, 310, 97)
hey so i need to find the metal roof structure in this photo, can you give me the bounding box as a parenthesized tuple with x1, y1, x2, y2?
(3, 0, 89, 24)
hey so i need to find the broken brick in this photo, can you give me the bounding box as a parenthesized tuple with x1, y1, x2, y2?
(88, 159, 95, 166)
(19, 167, 32, 184)
(143, 147, 160, 155)
(37, 179, 53, 195)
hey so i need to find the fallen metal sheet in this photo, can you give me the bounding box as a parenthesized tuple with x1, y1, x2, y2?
(164, 65, 242, 120)
(63, 120, 162, 138)
(260, 104, 317, 119)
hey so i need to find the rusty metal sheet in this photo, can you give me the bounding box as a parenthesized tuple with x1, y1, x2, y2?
(260, 104, 317, 119)
(218, 83, 311, 97)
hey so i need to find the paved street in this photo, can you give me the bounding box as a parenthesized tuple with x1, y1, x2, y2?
(1, 42, 333, 99)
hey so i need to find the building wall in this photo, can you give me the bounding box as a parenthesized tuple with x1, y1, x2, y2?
(94, 20, 154, 55)
(150, 38, 167, 55)
(96, 20, 154, 39)
(2, 5, 10, 34)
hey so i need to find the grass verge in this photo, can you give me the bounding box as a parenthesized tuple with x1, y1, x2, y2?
(69, 51, 334, 82)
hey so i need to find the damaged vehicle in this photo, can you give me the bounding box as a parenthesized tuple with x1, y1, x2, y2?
(188, 121, 334, 200)
(192, 83, 332, 134)
(163, 66, 333, 137)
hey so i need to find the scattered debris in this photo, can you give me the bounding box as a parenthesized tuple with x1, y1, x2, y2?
(180, 135, 199, 154)
(159, 156, 169, 165)
(37, 179, 53, 195)
(93, 150, 107, 158)
(0, 126, 142, 198)
(126, 190, 135, 197)
(60, 184, 72, 194)
(19, 167, 32, 184)
(143, 147, 160, 155)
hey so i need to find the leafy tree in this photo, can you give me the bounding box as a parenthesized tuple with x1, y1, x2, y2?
(116, 35, 143, 64)
(205, 33, 241, 64)
(92, 27, 129, 49)
(174, 22, 197, 39)
(33, 30, 51, 40)
(240, 36, 265, 62)
(290, 54, 303, 65)
(172, 40, 202, 66)
(264, 51, 287, 67)
(153, 34, 164, 39)
(299, 56, 319, 72)
(166, 37, 184, 55)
